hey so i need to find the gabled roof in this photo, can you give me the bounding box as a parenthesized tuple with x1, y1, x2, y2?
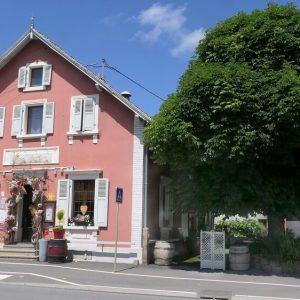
(0, 28, 152, 123)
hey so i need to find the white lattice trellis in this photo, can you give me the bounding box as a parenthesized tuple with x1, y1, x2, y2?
(200, 230, 225, 270)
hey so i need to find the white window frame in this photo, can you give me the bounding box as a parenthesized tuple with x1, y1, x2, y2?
(0, 107, 6, 138)
(18, 61, 52, 92)
(67, 94, 99, 144)
(12, 99, 55, 146)
(62, 170, 104, 229)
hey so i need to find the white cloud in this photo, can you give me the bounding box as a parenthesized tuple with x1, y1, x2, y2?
(137, 3, 186, 42)
(171, 28, 205, 56)
(135, 3, 205, 56)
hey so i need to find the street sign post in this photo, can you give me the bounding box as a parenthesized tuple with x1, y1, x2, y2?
(114, 187, 123, 272)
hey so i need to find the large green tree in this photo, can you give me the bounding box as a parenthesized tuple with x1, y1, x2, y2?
(144, 3, 300, 221)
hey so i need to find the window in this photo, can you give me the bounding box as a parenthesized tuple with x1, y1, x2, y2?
(30, 68, 43, 87)
(72, 180, 95, 225)
(68, 95, 99, 144)
(18, 62, 52, 92)
(11, 100, 55, 138)
(56, 177, 109, 228)
(27, 106, 43, 134)
(69, 95, 99, 133)
(0, 107, 5, 137)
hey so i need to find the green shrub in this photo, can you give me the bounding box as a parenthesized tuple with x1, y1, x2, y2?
(215, 218, 266, 239)
(250, 232, 300, 265)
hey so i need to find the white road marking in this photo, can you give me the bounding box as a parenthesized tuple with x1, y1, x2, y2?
(234, 295, 300, 300)
(0, 271, 79, 286)
(0, 275, 11, 280)
(0, 261, 300, 290)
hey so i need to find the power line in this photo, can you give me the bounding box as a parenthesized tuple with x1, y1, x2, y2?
(86, 59, 165, 102)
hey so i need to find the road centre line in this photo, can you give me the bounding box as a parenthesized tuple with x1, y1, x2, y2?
(0, 261, 300, 289)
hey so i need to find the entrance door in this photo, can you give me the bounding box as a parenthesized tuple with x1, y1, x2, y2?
(22, 185, 33, 242)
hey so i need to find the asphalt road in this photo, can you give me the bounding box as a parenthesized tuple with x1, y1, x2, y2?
(1, 285, 190, 300)
(0, 260, 300, 300)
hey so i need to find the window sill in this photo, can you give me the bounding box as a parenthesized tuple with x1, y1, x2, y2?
(65, 226, 98, 230)
(67, 130, 99, 136)
(67, 131, 100, 144)
(16, 133, 47, 147)
(22, 86, 46, 92)
(17, 133, 47, 139)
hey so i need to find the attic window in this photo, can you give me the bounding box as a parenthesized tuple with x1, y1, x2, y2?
(30, 67, 43, 87)
(18, 62, 52, 92)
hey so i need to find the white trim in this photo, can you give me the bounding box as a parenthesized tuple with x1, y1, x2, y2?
(130, 115, 145, 263)
(21, 61, 51, 92)
(12, 99, 54, 146)
(68, 94, 99, 143)
(67, 130, 99, 136)
(69, 94, 99, 133)
(23, 86, 46, 92)
(64, 170, 102, 179)
(3, 146, 59, 166)
(16, 133, 46, 139)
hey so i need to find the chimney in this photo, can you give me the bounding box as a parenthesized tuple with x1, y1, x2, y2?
(121, 91, 131, 101)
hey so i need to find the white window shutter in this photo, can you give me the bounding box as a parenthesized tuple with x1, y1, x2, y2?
(0, 107, 5, 137)
(95, 178, 109, 227)
(11, 105, 22, 136)
(56, 179, 71, 227)
(43, 102, 55, 134)
(82, 98, 95, 131)
(71, 98, 83, 131)
(17, 66, 27, 88)
(42, 64, 52, 86)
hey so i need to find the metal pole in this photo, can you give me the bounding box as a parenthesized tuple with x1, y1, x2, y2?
(113, 203, 119, 272)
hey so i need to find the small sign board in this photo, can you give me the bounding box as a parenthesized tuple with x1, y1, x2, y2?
(116, 187, 123, 203)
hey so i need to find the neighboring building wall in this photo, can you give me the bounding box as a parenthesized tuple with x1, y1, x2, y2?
(146, 161, 162, 240)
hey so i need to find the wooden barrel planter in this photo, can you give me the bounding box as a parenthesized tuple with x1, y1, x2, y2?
(153, 241, 175, 266)
(48, 239, 68, 263)
(229, 245, 250, 271)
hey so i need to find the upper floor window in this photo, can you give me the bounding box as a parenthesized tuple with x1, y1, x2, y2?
(11, 99, 54, 138)
(0, 107, 6, 138)
(18, 62, 52, 92)
(69, 95, 99, 133)
(30, 68, 43, 87)
(27, 105, 43, 134)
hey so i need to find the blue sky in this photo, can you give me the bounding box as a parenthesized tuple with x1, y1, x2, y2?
(0, 0, 299, 116)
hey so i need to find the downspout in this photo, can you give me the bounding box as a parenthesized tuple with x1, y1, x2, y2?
(141, 145, 149, 264)
(143, 146, 148, 227)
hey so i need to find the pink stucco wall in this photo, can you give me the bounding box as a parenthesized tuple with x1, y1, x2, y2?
(0, 40, 135, 242)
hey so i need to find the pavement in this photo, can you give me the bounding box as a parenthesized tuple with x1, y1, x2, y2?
(0, 259, 300, 300)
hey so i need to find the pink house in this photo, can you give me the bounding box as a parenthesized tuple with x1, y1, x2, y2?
(0, 27, 191, 264)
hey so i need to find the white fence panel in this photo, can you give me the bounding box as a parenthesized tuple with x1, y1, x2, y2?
(200, 230, 225, 270)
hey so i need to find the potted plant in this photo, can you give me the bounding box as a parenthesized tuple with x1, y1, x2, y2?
(53, 209, 65, 239)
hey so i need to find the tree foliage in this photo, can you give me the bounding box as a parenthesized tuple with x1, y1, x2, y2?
(144, 3, 300, 217)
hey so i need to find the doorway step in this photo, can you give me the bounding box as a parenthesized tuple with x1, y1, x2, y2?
(0, 243, 38, 260)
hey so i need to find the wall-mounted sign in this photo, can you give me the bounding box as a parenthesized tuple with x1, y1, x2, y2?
(116, 187, 123, 203)
(3, 147, 59, 166)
